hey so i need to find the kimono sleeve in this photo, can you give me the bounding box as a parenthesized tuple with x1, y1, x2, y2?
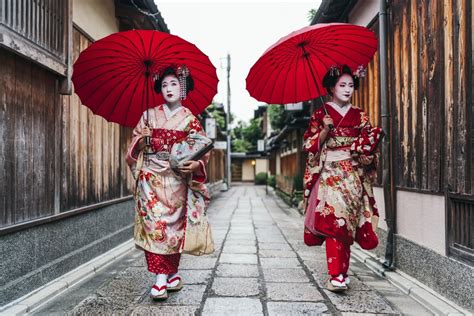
(187, 117, 210, 183)
(125, 113, 146, 168)
(303, 111, 324, 154)
(358, 110, 382, 180)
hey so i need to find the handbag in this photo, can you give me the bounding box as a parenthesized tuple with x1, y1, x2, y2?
(183, 213, 215, 256)
(170, 130, 214, 170)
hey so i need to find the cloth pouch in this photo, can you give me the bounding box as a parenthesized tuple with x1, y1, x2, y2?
(170, 130, 214, 170)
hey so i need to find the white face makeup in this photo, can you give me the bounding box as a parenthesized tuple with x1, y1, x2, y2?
(331, 73, 354, 105)
(161, 75, 181, 105)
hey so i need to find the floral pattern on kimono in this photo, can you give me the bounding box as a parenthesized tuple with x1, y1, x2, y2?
(126, 105, 210, 255)
(303, 103, 380, 247)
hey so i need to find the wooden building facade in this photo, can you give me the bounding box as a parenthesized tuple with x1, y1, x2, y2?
(313, 0, 474, 310)
(0, 0, 175, 307)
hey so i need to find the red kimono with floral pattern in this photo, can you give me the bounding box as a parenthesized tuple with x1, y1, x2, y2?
(303, 103, 380, 249)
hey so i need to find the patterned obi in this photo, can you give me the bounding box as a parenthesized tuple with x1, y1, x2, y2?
(149, 128, 187, 155)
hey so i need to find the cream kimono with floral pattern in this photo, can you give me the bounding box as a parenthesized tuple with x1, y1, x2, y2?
(126, 105, 210, 255)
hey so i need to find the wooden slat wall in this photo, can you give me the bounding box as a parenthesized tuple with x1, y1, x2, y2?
(0, 48, 57, 226)
(280, 153, 297, 178)
(207, 149, 225, 184)
(353, 21, 380, 128)
(389, 0, 471, 193)
(352, 22, 382, 185)
(0, 26, 135, 227)
(353, 0, 472, 194)
(59, 27, 134, 212)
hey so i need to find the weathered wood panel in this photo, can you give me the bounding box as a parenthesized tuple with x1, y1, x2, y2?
(353, 21, 380, 128)
(384, 0, 471, 193)
(0, 49, 57, 226)
(352, 21, 381, 184)
(207, 149, 225, 184)
(59, 27, 135, 212)
(0, 26, 136, 227)
(280, 153, 297, 178)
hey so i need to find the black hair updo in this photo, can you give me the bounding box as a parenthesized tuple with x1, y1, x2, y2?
(153, 66, 195, 95)
(322, 65, 360, 96)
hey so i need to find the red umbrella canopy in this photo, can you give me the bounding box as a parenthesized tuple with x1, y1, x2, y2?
(246, 23, 378, 104)
(72, 30, 218, 128)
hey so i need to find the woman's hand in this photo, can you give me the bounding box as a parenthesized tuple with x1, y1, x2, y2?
(359, 154, 374, 165)
(322, 115, 333, 130)
(142, 126, 152, 138)
(178, 160, 201, 175)
(137, 127, 152, 150)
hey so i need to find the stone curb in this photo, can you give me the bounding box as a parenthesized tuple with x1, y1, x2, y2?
(351, 246, 471, 316)
(0, 239, 135, 315)
(267, 187, 471, 315)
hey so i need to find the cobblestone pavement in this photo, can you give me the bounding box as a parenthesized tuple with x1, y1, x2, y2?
(34, 184, 433, 315)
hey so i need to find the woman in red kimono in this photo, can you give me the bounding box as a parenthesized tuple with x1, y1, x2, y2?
(303, 65, 383, 292)
(126, 65, 210, 300)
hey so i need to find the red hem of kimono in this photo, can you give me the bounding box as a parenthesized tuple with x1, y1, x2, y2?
(144, 251, 181, 274)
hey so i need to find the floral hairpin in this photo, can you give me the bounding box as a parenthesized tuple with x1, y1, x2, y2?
(353, 65, 367, 78)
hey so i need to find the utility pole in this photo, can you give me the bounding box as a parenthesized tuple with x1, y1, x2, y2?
(225, 53, 232, 189)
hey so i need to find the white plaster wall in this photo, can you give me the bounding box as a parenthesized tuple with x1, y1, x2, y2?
(396, 191, 446, 256)
(348, 0, 379, 26)
(73, 0, 119, 40)
(242, 160, 255, 181)
(372, 187, 388, 230)
(255, 159, 268, 175)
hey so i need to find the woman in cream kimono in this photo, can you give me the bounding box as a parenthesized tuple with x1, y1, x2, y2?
(303, 65, 383, 292)
(126, 65, 210, 300)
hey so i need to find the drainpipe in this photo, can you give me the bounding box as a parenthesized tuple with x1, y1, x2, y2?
(379, 0, 395, 269)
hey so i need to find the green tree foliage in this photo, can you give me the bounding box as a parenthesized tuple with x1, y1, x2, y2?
(231, 118, 263, 152)
(232, 139, 251, 152)
(268, 104, 288, 131)
(307, 8, 317, 22)
(206, 102, 226, 130)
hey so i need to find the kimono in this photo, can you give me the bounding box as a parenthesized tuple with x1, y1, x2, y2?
(126, 105, 210, 274)
(303, 102, 381, 276)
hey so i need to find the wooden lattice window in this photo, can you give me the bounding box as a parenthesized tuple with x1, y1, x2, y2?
(0, 0, 71, 77)
(447, 195, 474, 265)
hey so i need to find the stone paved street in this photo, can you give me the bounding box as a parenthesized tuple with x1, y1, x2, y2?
(34, 184, 433, 315)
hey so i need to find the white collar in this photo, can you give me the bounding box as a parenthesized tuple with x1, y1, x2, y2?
(163, 103, 183, 120)
(327, 102, 351, 117)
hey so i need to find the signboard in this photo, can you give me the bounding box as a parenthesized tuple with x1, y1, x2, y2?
(257, 139, 265, 152)
(214, 141, 227, 150)
(205, 118, 216, 139)
(284, 102, 303, 111)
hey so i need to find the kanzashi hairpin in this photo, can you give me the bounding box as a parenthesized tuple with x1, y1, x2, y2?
(177, 65, 190, 100)
(329, 65, 340, 77)
(353, 65, 367, 78)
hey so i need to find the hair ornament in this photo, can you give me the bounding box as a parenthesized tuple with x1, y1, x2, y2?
(353, 65, 367, 78)
(329, 65, 341, 77)
(177, 65, 190, 100)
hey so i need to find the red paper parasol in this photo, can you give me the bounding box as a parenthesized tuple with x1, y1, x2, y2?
(246, 23, 378, 104)
(72, 30, 218, 128)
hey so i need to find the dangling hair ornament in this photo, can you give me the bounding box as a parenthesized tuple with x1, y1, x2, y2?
(353, 65, 367, 78)
(329, 65, 341, 77)
(177, 65, 190, 100)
